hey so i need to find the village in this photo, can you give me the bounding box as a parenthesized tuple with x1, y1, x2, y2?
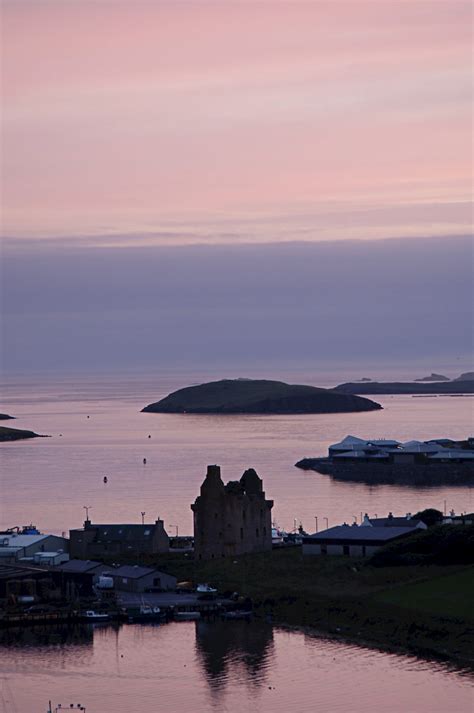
(1, 460, 473, 635)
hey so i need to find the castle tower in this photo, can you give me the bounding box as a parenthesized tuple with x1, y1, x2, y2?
(191, 465, 273, 560)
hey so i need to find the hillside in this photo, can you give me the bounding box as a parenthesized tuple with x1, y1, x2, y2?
(334, 380, 474, 395)
(142, 379, 382, 414)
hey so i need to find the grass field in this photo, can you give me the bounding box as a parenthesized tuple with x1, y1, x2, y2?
(374, 566, 474, 620)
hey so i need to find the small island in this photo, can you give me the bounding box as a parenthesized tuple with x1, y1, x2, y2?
(142, 378, 382, 414)
(0, 425, 46, 442)
(0, 413, 15, 420)
(334, 380, 474, 395)
(415, 372, 450, 382)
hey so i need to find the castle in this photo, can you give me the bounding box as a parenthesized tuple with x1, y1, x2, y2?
(191, 465, 273, 560)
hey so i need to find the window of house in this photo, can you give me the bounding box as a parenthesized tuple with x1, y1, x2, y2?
(343, 545, 350, 556)
(321, 544, 327, 555)
(144, 530, 150, 536)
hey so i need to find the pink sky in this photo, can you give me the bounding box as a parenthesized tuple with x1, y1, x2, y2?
(1, 0, 472, 243)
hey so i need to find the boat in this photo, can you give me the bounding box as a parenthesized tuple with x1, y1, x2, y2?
(174, 611, 201, 621)
(221, 610, 253, 620)
(127, 605, 164, 623)
(196, 583, 217, 594)
(81, 610, 110, 621)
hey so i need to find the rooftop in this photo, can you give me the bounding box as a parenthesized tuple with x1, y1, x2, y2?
(304, 525, 416, 543)
(56, 559, 104, 573)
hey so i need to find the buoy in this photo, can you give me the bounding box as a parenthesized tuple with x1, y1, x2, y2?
(148, 434, 151, 439)
(87, 415, 90, 419)
(103, 476, 108, 484)
(143, 458, 147, 465)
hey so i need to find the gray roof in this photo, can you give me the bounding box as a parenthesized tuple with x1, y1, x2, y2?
(56, 559, 104, 573)
(368, 517, 422, 528)
(304, 525, 415, 543)
(110, 565, 157, 579)
(71, 523, 164, 542)
(0, 534, 52, 548)
(428, 450, 474, 460)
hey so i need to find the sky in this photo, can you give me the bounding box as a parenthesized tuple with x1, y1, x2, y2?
(0, 1, 472, 375)
(1, 0, 472, 242)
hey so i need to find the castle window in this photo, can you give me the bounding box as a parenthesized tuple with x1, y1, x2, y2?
(243, 510, 246, 520)
(263, 527, 266, 536)
(215, 513, 218, 519)
(240, 528, 243, 540)
(256, 528, 259, 537)
(260, 509, 263, 518)
(219, 531, 223, 540)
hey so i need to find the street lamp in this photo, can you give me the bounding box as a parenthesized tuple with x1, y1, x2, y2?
(324, 517, 329, 530)
(141, 512, 146, 525)
(83, 505, 92, 521)
(314, 516, 318, 533)
(170, 524, 179, 537)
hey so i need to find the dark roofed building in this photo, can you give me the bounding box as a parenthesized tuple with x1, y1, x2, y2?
(302, 524, 414, 557)
(104, 565, 176, 592)
(69, 519, 169, 560)
(360, 513, 427, 530)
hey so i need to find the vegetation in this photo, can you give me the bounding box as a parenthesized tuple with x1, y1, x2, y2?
(0, 425, 44, 442)
(412, 508, 444, 527)
(141, 378, 382, 414)
(114, 545, 474, 665)
(369, 525, 474, 567)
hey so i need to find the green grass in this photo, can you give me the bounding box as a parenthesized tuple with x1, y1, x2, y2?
(374, 566, 474, 620)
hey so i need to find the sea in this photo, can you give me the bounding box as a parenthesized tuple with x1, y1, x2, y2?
(0, 370, 473, 712)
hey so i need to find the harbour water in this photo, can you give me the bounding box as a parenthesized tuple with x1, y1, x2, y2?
(0, 371, 473, 712)
(0, 620, 473, 713)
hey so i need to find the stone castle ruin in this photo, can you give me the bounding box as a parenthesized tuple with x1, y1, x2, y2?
(191, 465, 273, 560)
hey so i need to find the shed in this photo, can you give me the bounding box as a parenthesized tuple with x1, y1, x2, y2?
(105, 565, 177, 593)
(302, 525, 414, 557)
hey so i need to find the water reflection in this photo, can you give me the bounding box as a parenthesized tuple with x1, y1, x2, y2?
(0, 623, 95, 649)
(195, 619, 274, 695)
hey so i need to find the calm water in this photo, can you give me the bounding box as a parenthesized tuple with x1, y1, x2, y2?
(0, 371, 473, 713)
(0, 371, 472, 534)
(0, 620, 473, 713)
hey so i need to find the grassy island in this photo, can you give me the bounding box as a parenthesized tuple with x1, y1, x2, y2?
(0, 425, 45, 442)
(142, 378, 382, 414)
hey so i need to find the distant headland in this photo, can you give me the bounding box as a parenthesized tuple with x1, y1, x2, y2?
(0, 425, 46, 442)
(334, 380, 474, 395)
(142, 379, 382, 414)
(0, 413, 15, 420)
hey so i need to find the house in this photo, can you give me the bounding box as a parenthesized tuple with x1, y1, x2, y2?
(191, 465, 273, 560)
(302, 524, 414, 557)
(69, 518, 169, 559)
(52, 560, 111, 598)
(360, 513, 427, 530)
(104, 565, 176, 593)
(442, 512, 474, 526)
(0, 533, 69, 563)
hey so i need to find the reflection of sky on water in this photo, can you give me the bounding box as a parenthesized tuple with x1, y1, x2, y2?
(0, 622, 472, 713)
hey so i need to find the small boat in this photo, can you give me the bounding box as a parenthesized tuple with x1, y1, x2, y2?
(81, 610, 110, 621)
(221, 610, 253, 620)
(127, 605, 164, 623)
(196, 583, 217, 594)
(174, 611, 201, 621)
